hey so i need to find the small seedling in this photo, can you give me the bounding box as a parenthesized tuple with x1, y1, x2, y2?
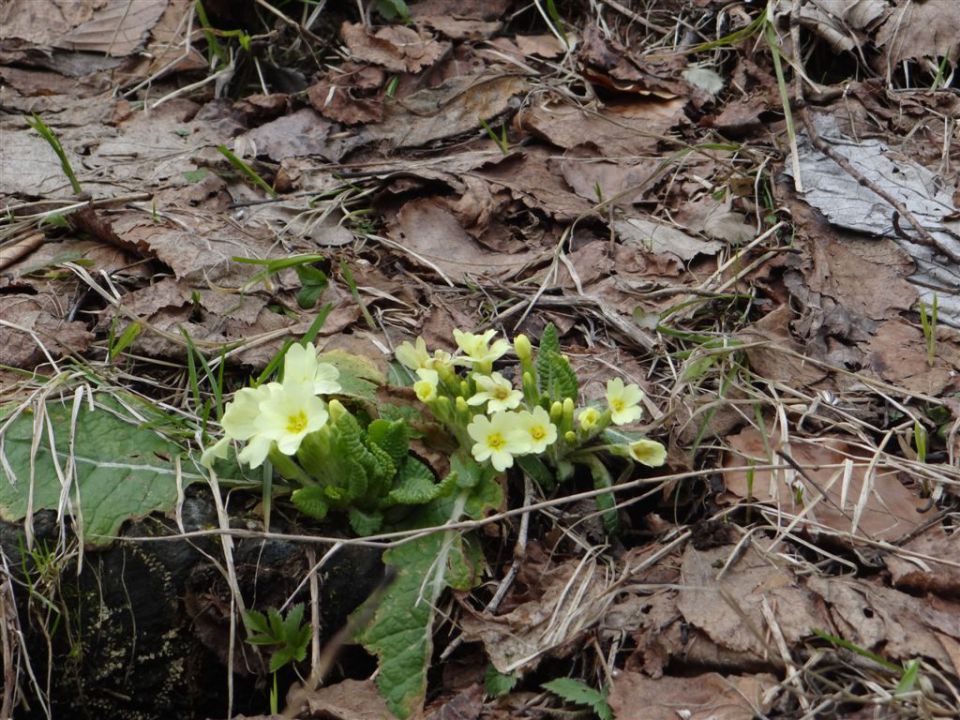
(919, 294, 938, 367)
(27, 114, 82, 194)
(243, 603, 311, 673)
(216, 144, 277, 197)
(478, 116, 510, 155)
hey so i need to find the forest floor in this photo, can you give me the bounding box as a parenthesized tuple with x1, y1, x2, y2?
(3, 0, 960, 718)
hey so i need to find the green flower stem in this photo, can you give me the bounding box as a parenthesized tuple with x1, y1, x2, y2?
(580, 454, 619, 534)
(268, 447, 314, 485)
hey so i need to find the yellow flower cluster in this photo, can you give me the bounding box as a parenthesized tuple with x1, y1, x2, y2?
(201, 342, 340, 469)
(397, 329, 666, 472)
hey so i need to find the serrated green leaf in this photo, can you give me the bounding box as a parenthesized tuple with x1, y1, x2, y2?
(538, 351, 578, 401)
(242, 609, 270, 635)
(348, 507, 384, 536)
(543, 678, 612, 720)
(388, 457, 439, 505)
(291, 486, 329, 520)
(283, 603, 305, 639)
(0, 394, 203, 546)
(484, 665, 518, 697)
(317, 349, 385, 401)
(539, 322, 561, 356)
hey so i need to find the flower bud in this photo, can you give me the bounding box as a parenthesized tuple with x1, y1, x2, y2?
(514, 334, 532, 364)
(327, 398, 347, 422)
(564, 430, 577, 444)
(549, 400, 563, 423)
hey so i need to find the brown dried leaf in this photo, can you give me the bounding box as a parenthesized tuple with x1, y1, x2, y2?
(0, 0, 166, 56)
(723, 426, 929, 541)
(876, 0, 960, 65)
(867, 320, 960, 396)
(885, 527, 960, 596)
(608, 671, 777, 720)
(517, 99, 686, 158)
(386, 197, 546, 282)
(458, 556, 612, 673)
(302, 678, 393, 720)
(614, 217, 723, 262)
(0, 295, 93, 369)
(241, 108, 335, 162)
(341, 22, 449, 73)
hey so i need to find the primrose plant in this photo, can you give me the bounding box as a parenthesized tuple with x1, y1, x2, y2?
(395, 324, 667, 531)
(200, 324, 667, 718)
(201, 342, 447, 535)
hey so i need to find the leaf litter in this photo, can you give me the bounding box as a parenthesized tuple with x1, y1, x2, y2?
(2, 0, 960, 718)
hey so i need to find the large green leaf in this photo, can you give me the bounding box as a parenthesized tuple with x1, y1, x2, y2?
(317, 349, 385, 401)
(0, 394, 201, 546)
(356, 454, 502, 718)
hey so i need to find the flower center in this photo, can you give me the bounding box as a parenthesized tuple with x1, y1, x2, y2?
(530, 426, 546, 441)
(286, 410, 308, 434)
(493, 387, 510, 400)
(486, 432, 505, 450)
(611, 399, 625, 412)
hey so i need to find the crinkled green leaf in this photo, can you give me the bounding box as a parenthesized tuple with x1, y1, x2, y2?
(317, 349, 385, 401)
(291, 486, 329, 520)
(538, 351, 579, 401)
(538, 322, 561, 356)
(348, 507, 384, 536)
(388, 457, 439, 505)
(0, 394, 202, 546)
(367, 419, 411, 468)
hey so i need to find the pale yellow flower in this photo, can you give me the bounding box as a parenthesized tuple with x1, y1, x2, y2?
(467, 372, 522, 413)
(240, 383, 328, 467)
(577, 406, 601, 431)
(283, 342, 340, 395)
(628, 439, 667, 467)
(413, 368, 439, 403)
(514, 406, 557, 453)
(606, 378, 644, 425)
(395, 337, 431, 370)
(396, 336, 454, 374)
(200, 436, 230, 469)
(467, 411, 531, 471)
(453, 329, 510, 367)
(221, 385, 273, 441)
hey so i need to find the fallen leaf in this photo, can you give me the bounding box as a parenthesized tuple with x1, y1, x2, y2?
(608, 671, 777, 720)
(459, 555, 613, 673)
(341, 22, 449, 73)
(876, 0, 960, 65)
(240, 108, 335, 161)
(614, 217, 723, 262)
(517, 99, 686, 158)
(386, 197, 546, 282)
(302, 678, 393, 720)
(723, 426, 929, 541)
(885, 527, 960, 596)
(0, 294, 93, 369)
(867, 320, 960, 396)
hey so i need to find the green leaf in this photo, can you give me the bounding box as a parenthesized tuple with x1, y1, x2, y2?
(348, 507, 384, 536)
(538, 351, 578, 401)
(374, 0, 410, 22)
(484, 665, 518, 697)
(367, 419, 411, 468)
(242, 609, 270, 636)
(388, 457, 439, 505)
(291, 486, 329, 520)
(516, 454, 556, 491)
(357, 456, 502, 718)
(295, 265, 328, 309)
(538, 322, 561, 356)
(0, 394, 202, 546)
(183, 168, 209, 183)
(543, 678, 612, 720)
(317, 349, 385, 401)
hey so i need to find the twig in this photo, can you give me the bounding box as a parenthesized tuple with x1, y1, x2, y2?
(598, 0, 669, 34)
